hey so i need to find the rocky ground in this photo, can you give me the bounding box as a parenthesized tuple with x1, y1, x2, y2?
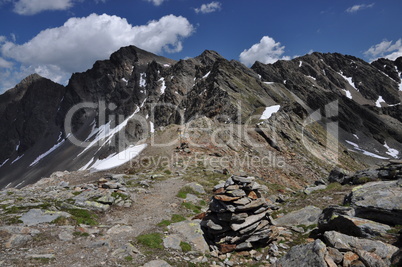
(0, 157, 401, 266)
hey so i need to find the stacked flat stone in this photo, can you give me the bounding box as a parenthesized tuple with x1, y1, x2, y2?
(201, 175, 276, 253)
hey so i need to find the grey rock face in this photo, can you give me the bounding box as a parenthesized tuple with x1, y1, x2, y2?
(318, 205, 392, 238)
(273, 206, 322, 227)
(272, 239, 328, 267)
(324, 231, 398, 264)
(345, 180, 402, 225)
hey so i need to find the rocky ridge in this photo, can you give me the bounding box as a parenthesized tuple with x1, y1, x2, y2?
(0, 46, 401, 189)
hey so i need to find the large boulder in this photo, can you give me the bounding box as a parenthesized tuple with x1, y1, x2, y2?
(273, 206, 322, 227)
(318, 205, 391, 238)
(272, 239, 328, 267)
(324, 231, 398, 266)
(345, 180, 402, 225)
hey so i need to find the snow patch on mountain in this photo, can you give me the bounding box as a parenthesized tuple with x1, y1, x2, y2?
(339, 71, 359, 91)
(342, 89, 352, 99)
(260, 105, 280, 120)
(11, 154, 24, 164)
(0, 159, 9, 168)
(203, 71, 211, 79)
(384, 142, 399, 158)
(30, 139, 66, 166)
(150, 121, 154, 133)
(78, 106, 141, 156)
(375, 96, 385, 107)
(88, 144, 147, 171)
(345, 140, 388, 159)
(140, 73, 147, 87)
(159, 77, 166, 94)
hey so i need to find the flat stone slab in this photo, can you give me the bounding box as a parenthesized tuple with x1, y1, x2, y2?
(20, 209, 70, 226)
(348, 180, 402, 225)
(184, 182, 206, 194)
(168, 219, 209, 252)
(273, 206, 322, 227)
(163, 234, 182, 250)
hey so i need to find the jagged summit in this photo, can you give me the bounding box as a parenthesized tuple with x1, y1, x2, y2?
(195, 49, 224, 66)
(109, 45, 177, 66)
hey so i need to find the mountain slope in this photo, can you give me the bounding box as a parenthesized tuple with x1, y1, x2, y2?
(0, 46, 401, 189)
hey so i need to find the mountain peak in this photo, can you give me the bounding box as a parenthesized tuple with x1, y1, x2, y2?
(195, 50, 223, 66)
(110, 45, 176, 66)
(17, 73, 44, 87)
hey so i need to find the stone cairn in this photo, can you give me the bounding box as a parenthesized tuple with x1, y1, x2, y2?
(201, 175, 277, 253)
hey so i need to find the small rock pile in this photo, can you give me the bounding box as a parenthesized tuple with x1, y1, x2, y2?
(201, 175, 276, 253)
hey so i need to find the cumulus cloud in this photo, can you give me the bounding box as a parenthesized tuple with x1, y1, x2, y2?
(145, 0, 165, 6)
(0, 13, 194, 91)
(346, 3, 374, 13)
(364, 39, 402, 61)
(239, 36, 289, 66)
(194, 1, 221, 14)
(13, 0, 74, 15)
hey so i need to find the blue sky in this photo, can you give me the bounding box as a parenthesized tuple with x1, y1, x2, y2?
(0, 0, 401, 92)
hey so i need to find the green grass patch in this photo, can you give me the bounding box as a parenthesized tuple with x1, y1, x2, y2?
(6, 216, 23, 224)
(32, 258, 53, 264)
(177, 186, 199, 199)
(326, 182, 342, 191)
(73, 231, 90, 237)
(171, 214, 186, 223)
(180, 241, 192, 252)
(124, 256, 133, 262)
(387, 225, 402, 234)
(66, 208, 98, 226)
(157, 214, 186, 227)
(5, 205, 29, 214)
(51, 216, 70, 225)
(181, 202, 202, 214)
(136, 233, 163, 249)
(157, 220, 171, 227)
(111, 192, 130, 201)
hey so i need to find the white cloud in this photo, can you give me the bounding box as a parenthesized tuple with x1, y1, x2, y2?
(346, 3, 374, 13)
(194, 1, 221, 14)
(13, 0, 74, 15)
(0, 13, 194, 92)
(239, 36, 289, 66)
(0, 57, 13, 68)
(364, 39, 402, 61)
(145, 0, 165, 6)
